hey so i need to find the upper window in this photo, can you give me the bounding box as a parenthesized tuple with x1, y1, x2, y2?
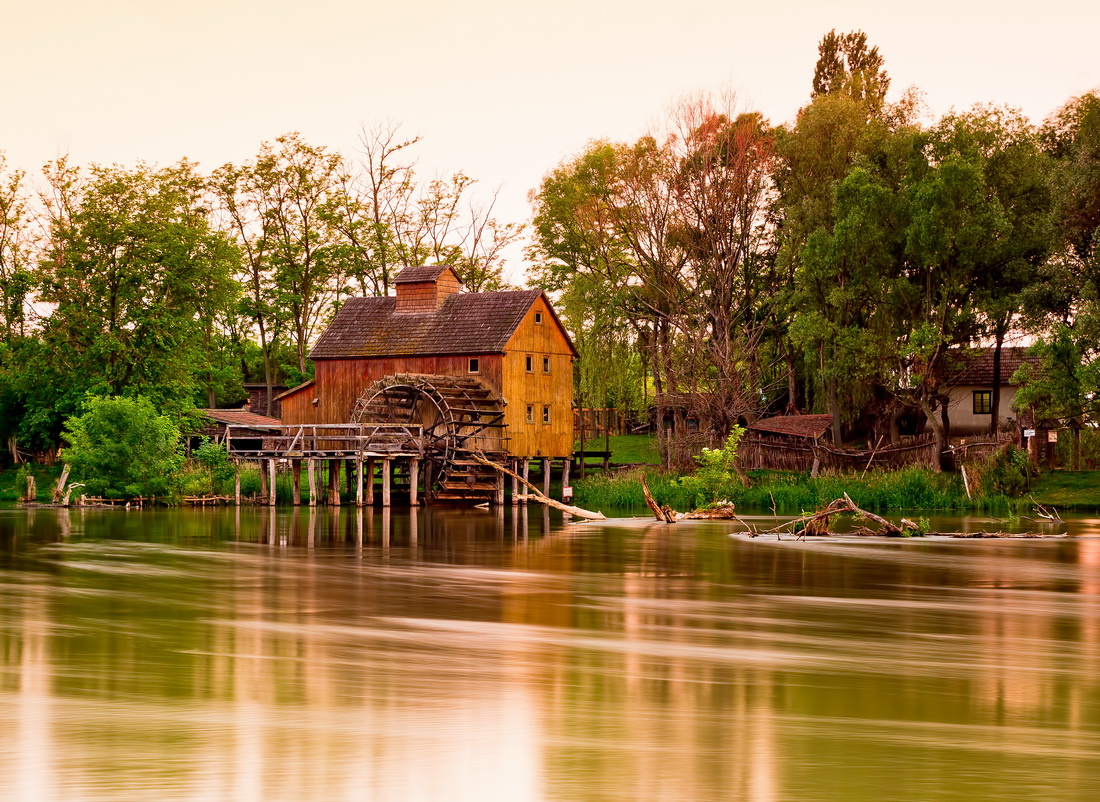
(973, 390, 992, 415)
(526, 405, 535, 424)
(525, 354, 534, 373)
(534, 312, 543, 325)
(468, 357, 479, 374)
(542, 405, 551, 424)
(542, 356, 550, 374)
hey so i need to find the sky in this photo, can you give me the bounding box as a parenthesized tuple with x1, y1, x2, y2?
(4, 0, 1099, 284)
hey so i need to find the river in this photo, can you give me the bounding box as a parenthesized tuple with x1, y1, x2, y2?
(1, 505, 1100, 801)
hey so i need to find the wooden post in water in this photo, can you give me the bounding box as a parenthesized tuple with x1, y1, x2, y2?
(382, 458, 392, 507)
(267, 459, 277, 506)
(542, 458, 551, 499)
(562, 458, 571, 502)
(329, 459, 341, 506)
(521, 459, 530, 505)
(307, 459, 317, 507)
(365, 458, 375, 505)
(292, 460, 301, 506)
(234, 464, 241, 506)
(259, 460, 268, 503)
(356, 456, 365, 507)
(345, 462, 354, 497)
(511, 459, 519, 505)
(409, 458, 419, 506)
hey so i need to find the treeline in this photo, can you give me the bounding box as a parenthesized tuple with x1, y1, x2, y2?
(0, 125, 520, 456)
(528, 30, 1100, 465)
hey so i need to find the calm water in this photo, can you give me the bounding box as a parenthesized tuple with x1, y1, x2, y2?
(2, 505, 1100, 801)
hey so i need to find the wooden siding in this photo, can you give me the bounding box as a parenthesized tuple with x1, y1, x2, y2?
(394, 269, 462, 313)
(501, 295, 574, 458)
(281, 354, 504, 427)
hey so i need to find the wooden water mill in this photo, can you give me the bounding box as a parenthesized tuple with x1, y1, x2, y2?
(352, 373, 509, 502)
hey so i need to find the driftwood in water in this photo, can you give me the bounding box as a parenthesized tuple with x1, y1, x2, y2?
(52, 464, 71, 504)
(641, 476, 677, 522)
(640, 476, 743, 523)
(468, 451, 606, 520)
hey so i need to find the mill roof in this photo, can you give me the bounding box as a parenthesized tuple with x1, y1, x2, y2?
(943, 347, 1041, 387)
(309, 289, 577, 359)
(201, 409, 282, 428)
(393, 264, 453, 283)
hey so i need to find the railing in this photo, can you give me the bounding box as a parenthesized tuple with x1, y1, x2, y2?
(225, 423, 425, 458)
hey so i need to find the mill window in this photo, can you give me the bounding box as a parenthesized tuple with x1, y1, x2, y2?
(526, 405, 535, 424)
(534, 312, 543, 324)
(542, 356, 550, 374)
(525, 354, 534, 373)
(468, 357, 479, 374)
(542, 405, 551, 424)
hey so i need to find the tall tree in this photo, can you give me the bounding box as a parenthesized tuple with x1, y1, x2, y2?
(811, 29, 891, 113)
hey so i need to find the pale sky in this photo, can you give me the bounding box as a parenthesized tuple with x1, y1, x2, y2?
(4, 0, 1098, 284)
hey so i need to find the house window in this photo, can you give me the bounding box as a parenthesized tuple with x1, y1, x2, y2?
(534, 312, 543, 324)
(542, 405, 551, 424)
(468, 357, 479, 374)
(542, 356, 550, 374)
(526, 405, 535, 424)
(525, 354, 534, 373)
(973, 390, 992, 415)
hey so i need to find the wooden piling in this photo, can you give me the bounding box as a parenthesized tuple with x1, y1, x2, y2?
(356, 456, 365, 507)
(292, 460, 301, 506)
(365, 458, 375, 505)
(267, 459, 277, 507)
(409, 458, 419, 506)
(542, 458, 551, 499)
(307, 459, 317, 507)
(382, 458, 392, 507)
(329, 459, 341, 506)
(259, 460, 268, 502)
(234, 464, 241, 506)
(521, 459, 530, 505)
(562, 458, 572, 501)
(511, 459, 519, 505)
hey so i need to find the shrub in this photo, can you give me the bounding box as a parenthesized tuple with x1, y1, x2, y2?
(194, 439, 236, 483)
(980, 444, 1032, 497)
(676, 427, 745, 506)
(62, 396, 184, 500)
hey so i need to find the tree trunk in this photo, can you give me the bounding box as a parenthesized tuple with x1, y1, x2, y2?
(989, 330, 1005, 436)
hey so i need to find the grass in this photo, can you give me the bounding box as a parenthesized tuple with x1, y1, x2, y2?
(575, 434, 661, 465)
(0, 463, 65, 503)
(573, 466, 1018, 515)
(1027, 471, 1100, 511)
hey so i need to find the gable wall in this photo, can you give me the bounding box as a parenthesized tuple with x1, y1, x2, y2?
(501, 296, 575, 457)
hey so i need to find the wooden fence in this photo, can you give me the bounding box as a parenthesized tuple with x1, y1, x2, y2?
(738, 432, 940, 473)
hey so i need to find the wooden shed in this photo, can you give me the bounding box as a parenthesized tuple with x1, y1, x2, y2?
(278, 265, 578, 501)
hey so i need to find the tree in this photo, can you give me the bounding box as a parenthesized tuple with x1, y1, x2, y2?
(37, 158, 237, 437)
(811, 29, 891, 113)
(62, 395, 184, 499)
(0, 155, 36, 342)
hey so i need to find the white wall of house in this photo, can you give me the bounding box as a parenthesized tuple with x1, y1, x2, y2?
(944, 385, 1019, 436)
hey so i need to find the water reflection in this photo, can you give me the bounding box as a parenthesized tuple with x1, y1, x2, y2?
(0, 507, 1099, 800)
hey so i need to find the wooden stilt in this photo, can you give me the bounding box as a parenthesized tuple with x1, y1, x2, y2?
(511, 459, 519, 505)
(268, 459, 277, 506)
(330, 459, 341, 506)
(409, 459, 419, 506)
(234, 464, 241, 506)
(409, 507, 418, 546)
(562, 458, 572, 501)
(492, 471, 504, 506)
(366, 458, 375, 505)
(542, 458, 551, 499)
(292, 460, 301, 506)
(356, 456, 365, 507)
(521, 459, 530, 505)
(346, 461, 354, 496)
(382, 458, 392, 507)
(308, 459, 317, 507)
(423, 460, 434, 503)
(259, 460, 268, 502)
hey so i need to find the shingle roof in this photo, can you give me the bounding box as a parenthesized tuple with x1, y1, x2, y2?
(202, 409, 282, 427)
(393, 264, 453, 284)
(748, 414, 833, 439)
(943, 347, 1041, 387)
(309, 290, 546, 359)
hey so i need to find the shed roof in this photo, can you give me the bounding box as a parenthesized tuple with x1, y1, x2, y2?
(202, 409, 282, 428)
(310, 289, 574, 359)
(943, 347, 1041, 387)
(748, 414, 833, 439)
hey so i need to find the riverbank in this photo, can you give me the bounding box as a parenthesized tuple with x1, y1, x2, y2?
(573, 466, 1100, 514)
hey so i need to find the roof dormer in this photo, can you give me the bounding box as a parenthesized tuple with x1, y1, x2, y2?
(394, 265, 462, 313)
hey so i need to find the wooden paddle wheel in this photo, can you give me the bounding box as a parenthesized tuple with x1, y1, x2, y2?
(351, 374, 509, 502)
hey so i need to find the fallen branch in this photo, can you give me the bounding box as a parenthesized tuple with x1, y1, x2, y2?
(640, 475, 676, 522)
(468, 452, 606, 520)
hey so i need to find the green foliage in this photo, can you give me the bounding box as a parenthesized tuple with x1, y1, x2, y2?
(62, 396, 184, 500)
(194, 439, 236, 483)
(676, 427, 745, 505)
(979, 444, 1032, 497)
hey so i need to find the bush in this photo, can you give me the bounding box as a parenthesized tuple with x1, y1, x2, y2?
(194, 439, 236, 483)
(62, 396, 184, 500)
(980, 444, 1032, 497)
(676, 428, 745, 506)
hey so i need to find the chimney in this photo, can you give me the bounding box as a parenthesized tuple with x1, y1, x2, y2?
(393, 265, 462, 313)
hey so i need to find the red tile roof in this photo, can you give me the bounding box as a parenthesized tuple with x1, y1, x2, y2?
(943, 347, 1041, 387)
(310, 290, 555, 359)
(748, 414, 833, 439)
(201, 409, 282, 428)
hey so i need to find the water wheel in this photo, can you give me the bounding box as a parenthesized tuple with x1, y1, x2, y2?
(351, 374, 508, 502)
